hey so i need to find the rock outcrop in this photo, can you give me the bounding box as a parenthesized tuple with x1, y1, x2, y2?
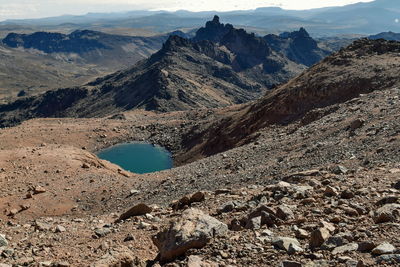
(152, 208, 228, 263)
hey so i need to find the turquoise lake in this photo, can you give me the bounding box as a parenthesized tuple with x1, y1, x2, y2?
(96, 143, 173, 174)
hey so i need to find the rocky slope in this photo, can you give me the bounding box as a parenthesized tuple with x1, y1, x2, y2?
(0, 75, 399, 266)
(0, 43, 99, 102)
(177, 38, 400, 163)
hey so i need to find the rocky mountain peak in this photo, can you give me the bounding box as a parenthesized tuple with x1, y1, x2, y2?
(158, 35, 192, 54)
(212, 15, 220, 24)
(193, 15, 234, 43)
(292, 27, 310, 38)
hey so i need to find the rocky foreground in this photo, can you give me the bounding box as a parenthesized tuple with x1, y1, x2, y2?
(0, 40, 399, 266)
(0, 85, 399, 266)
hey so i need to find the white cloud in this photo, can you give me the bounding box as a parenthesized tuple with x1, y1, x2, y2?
(396, 18, 399, 23)
(0, 3, 37, 18)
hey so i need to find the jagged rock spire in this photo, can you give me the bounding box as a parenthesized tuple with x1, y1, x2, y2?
(212, 15, 220, 24)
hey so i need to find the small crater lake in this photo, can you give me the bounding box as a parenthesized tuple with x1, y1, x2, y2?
(96, 142, 173, 174)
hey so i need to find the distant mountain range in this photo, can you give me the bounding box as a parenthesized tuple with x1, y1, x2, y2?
(1, 0, 398, 36)
(369, 31, 400, 41)
(0, 17, 330, 127)
(2, 30, 172, 69)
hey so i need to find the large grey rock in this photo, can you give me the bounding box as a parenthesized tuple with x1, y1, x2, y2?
(288, 243, 304, 255)
(321, 235, 349, 250)
(276, 205, 295, 220)
(376, 254, 400, 264)
(94, 228, 111, 238)
(187, 255, 218, 267)
(34, 221, 52, 231)
(331, 243, 358, 255)
(245, 216, 261, 230)
(152, 208, 228, 263)
(373, 204, 400, 223)
(0, 234, 7, 247)
(272, 236, 301, 252)
(309, 228, 330, 249)
(372, 242, 396, 255)
(332, 165, 348, 175)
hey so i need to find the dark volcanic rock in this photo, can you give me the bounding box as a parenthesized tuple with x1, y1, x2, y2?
(264, 27, 329, 67)
(193, 15, 233, 43)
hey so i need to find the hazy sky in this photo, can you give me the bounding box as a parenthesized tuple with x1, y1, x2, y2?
(0, 0, 375, 21)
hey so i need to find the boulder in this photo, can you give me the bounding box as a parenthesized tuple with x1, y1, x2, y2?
(172, 192, 206, 210)
(33, 186, 47, 194)
(34, 221, 52, 231)
(373, 204, 400, 223)
(288, 243, 304, 255)
(321, 235, 349, 250)
(94, 228, 111, 238)
(55, 225, 66, 233)
(332, 165, 348, 175)
(309, 228, 330, 249)
(324, 186, 339, 197)
(319, 221, 335, 233)
(392, 180, 400, 190)
(349, 119, 364, 130)
(376, 254, 400, 264)
(245, 216, 262, 230)
(331, 243, 358, 255)
(376, 196, 399, 206)
(358, 241, 376, 253)
(372, 242, 396, 255)
(117, 203, 152, 222)
(295, 228, 309, 239)
(276, 205, 295, 220)
(272, 236, 301, 252)
(152, 208, 228, 263)
(190, 192, 206, 203)
(0, 234, 8, 247)
(340, 189, 355, 199)
(187, 255, 218, 267)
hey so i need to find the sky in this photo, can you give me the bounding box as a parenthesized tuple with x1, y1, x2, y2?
(0, 0, 376, 21)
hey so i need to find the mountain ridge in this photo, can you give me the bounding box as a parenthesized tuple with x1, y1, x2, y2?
(176, 38, 400, 163)
(2, 29, 169, 68)
(0, 17, 329, 127)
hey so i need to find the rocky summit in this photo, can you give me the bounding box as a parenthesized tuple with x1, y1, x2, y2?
(0, 12, 399, 267)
